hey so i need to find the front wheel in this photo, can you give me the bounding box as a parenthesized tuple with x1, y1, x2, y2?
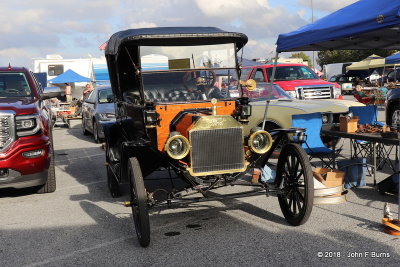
(37, 151, 56, 193)
(128, 157, 150, 247)
(93, 121, 100, 143)
(277, 143, 313, 226)
(82, 117, 89, 135)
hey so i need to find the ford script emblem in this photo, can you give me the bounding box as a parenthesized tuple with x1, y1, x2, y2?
(314, 91, 322, 96)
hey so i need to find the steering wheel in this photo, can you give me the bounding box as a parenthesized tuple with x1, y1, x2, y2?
(182, 70, 217, 92)
(5, 88, 20, 94)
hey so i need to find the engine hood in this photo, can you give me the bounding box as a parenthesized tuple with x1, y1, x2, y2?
(96, 103, 115, 114)
(0, 98, 37, 115)
(250, 98, 363, 113)
(275, 79, 334, 89)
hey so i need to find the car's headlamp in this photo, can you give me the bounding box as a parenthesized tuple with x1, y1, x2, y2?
(16, 119, 35, 130)
(98, 113, 115, 120)
(165, 133, 190, 160)
(287, 90, 297, 98)
(248, 128, 272, 154)
(15, 115, 41, 137)
(236, 97, 251, 124)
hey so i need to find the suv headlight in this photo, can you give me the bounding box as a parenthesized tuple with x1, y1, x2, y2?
(15, 115, 41, 137)
(98, 113, 115, 120)
(287, 90, 297, 98)
(165, 133, 190, 159)
(334, 87, 341, 97)
(248, 128, 272, 154)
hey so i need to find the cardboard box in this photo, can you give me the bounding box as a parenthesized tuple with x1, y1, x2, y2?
(339, 116, 358, 133)
(313, 168, 344, 188)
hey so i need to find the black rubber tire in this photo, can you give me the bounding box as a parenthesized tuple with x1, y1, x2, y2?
(37, 151, 56, 194)
(82, 117, 89, 135)
(93, 121, 100, 143)
(128, 157, 150, 247)
(387, 104, 400, 126)
(277, 143, 313, 226)
(107, 165, 121, 198)
(106, 142, 121, 198)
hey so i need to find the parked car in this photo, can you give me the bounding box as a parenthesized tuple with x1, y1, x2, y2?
(385, 86, 400, 125)
(328, 74, 356, 95)
(0, 66, 60, 193)
(104, 27, 315, 247)
(379, 69, 400, 84)
(241, 82, 364, 134)
(241, 64, 341, 100)
(82, 86, 115, 143)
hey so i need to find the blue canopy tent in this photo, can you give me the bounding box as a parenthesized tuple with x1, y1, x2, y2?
(49, 69, 91, 84)
(272, 0, 400, 220)
(276, 0, 400, 52)
(386, 53, 400, 65)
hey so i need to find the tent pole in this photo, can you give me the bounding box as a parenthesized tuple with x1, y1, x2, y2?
(262, 52, 279, 130)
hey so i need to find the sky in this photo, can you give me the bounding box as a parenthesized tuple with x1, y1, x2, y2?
(0, 0, 358, 69)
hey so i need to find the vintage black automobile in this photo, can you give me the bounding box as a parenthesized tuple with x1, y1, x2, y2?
(103, 27, 314, 247)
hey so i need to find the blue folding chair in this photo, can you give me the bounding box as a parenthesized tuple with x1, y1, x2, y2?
(292, 112, 339, 168)
(348, 105, 383, 127)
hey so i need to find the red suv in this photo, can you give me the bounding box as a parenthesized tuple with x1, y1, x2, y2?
(241, 64, 341, 100)
(0, 66, 58, 193)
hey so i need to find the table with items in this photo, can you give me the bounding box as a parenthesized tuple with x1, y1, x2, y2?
(322, 124, 400, 221)
(322, 124, 399, 183)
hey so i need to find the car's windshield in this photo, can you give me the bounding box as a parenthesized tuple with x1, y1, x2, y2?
(98, 88, 114, 104)
(140, 43, 236, 71)
(245, 82, 292, 101)
(0, 72, 32, 98)
(266, 65, 319, 81)
(142, 69, 239, 103)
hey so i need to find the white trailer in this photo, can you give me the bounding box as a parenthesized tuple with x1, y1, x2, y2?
(33, 55, 108, 99)
(323, 62, 354, 80)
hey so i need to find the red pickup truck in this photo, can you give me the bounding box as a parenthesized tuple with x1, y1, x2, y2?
(241, 63, 341, 100)
(0, 66, 58, 193)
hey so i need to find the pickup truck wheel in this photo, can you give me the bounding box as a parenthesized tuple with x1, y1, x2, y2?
(37, 153, 56, 193)
(82, 117, 89, 135)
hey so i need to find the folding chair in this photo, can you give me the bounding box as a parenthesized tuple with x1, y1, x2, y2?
(292, 112, 340, 168)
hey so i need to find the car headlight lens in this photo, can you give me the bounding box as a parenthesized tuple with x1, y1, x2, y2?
(248, 128, 272, 154)
(287, 90, 297, 98)
(16, 119, 35, 130)
(98, 113, 115, 120)
(15, 115, 41, 137)
(165, 134, 190, 159)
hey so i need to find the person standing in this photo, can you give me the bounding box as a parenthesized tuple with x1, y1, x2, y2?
(82, 83, 93, 100)
(65, 83, 72, 102)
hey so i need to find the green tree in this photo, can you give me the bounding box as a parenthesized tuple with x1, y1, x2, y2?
(317, 50, 397, 68)
(289, 52, 312, 67)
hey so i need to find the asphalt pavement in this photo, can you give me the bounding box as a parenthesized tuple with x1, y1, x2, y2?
(0, 102, 399, 266)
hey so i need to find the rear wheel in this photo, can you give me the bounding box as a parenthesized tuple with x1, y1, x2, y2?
(277, 143, 313, 226)
(128, 157, 150, 247)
